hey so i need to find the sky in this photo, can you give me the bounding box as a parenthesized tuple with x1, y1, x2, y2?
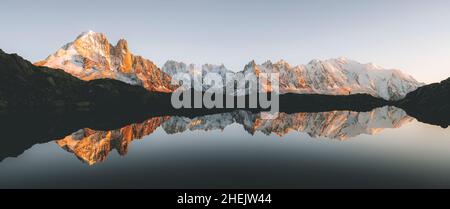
(1, 0, 449, 83)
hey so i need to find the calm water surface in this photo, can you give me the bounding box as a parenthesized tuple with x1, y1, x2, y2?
(0, 106, 449, 188)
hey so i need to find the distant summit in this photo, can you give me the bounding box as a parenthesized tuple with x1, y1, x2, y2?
(162, 58, 422, 100)
(397, 77, 450, 127)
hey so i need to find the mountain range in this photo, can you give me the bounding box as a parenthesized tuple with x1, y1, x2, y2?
(36, 31, 422, 100)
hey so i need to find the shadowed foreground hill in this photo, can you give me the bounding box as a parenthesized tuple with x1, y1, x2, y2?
(397, 77, 450, 127)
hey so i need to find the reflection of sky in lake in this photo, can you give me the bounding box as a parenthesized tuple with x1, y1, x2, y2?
(0, 111, 449, 188)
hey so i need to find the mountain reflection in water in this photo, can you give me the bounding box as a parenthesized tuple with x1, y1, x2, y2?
(56, 106, 413, 165)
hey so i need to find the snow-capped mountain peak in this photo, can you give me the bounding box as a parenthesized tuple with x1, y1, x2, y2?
(35, 31, 175, 92)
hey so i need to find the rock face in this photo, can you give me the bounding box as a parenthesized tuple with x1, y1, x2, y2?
(36, 31, 175, 92)
(57, 107, 413, 165)
(163, 59, 422, 100)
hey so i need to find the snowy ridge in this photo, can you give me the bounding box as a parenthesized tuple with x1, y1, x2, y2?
(162, 58, 422, 100)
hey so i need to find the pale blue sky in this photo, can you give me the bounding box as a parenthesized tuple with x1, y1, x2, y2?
(1, 0, 449, 83)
